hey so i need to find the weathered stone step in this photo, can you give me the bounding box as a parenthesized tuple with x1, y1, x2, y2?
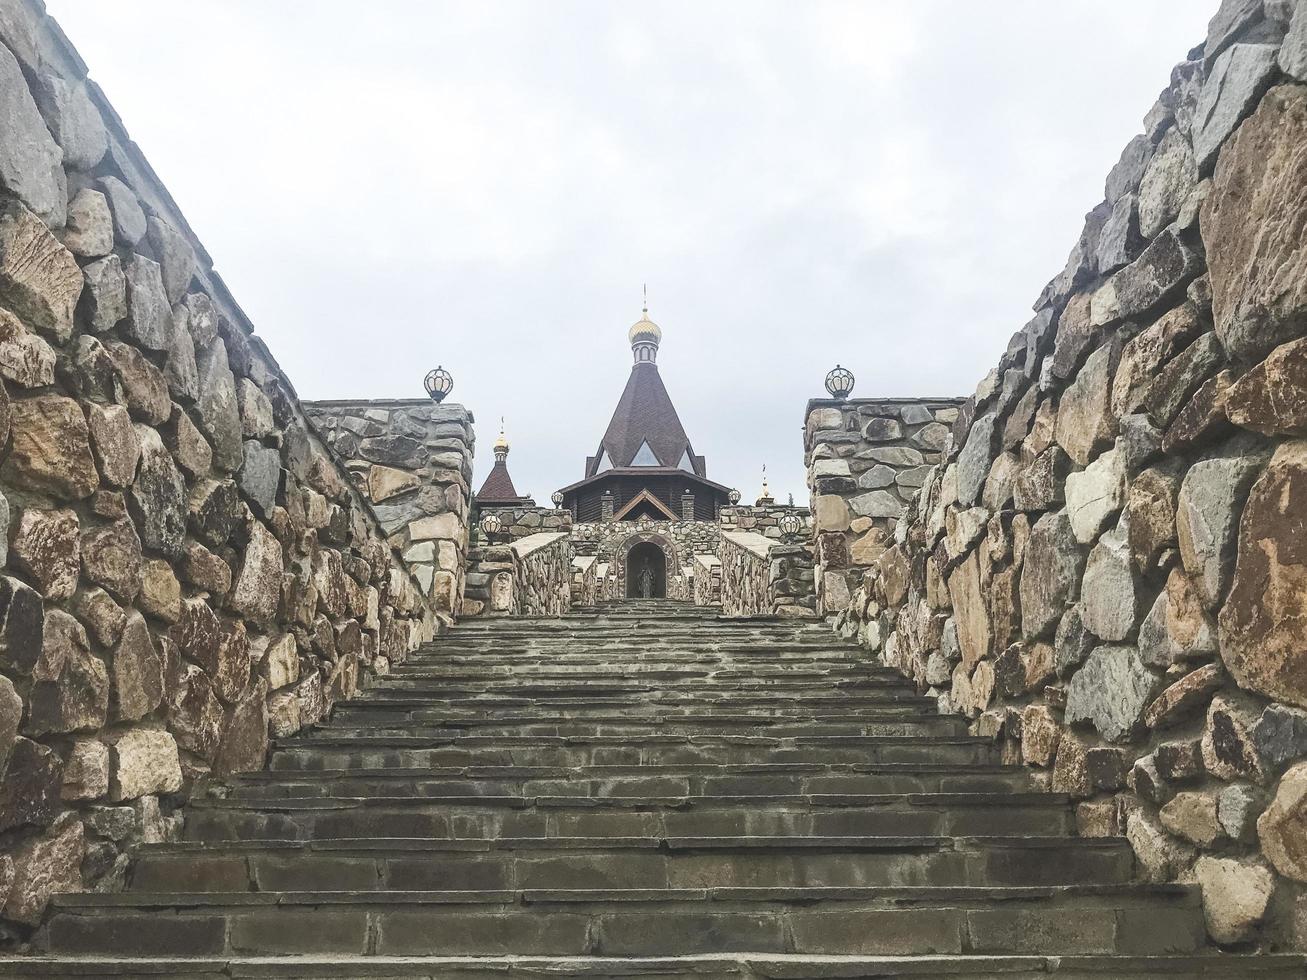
(182, 793, 1075, 841)
(268, 735, 1003, 770)
(4, 954, 1305, 979)
(327, 708, 944, 727)
(413, 641, 857, 656)
(42, 885, 1207, 957)
(309, 717, 969, 739)
(339, 693, 935, 715)
(226, 762, 1036, 800)
(141, 834, 1115, 891)
(371, 671, 909, 688)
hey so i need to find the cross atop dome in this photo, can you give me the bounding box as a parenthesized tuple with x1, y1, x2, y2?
(629, 285, 661, 363)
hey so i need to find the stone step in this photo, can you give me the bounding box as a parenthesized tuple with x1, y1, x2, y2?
(308, 718, 970, 739)
(353, 680, 917, 699)
(42, 885, 1208, 957)
(370, 671, 911, 687)
(181, 794, 1075, 841)
(140, 834, 1115, 891)
(226, 762, 1037, 800)
(338, 693, 937, 714)
(5, 954, 1306, 979)
(411, 642, 859, 656)
(267, 735, 1003, 770)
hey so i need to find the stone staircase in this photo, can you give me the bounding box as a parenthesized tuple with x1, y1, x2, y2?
(4, 600, 1303, 978)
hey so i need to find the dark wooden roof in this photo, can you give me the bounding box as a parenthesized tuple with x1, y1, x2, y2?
(555, 467, 733, 496)
(590, 363, 702, 477)
(476, 459, 531, 504)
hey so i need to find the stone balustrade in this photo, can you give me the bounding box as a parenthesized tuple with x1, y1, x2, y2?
(463, 532, 572, 617)
(692, 554, 722, 608)
(718, 532, 817, 619)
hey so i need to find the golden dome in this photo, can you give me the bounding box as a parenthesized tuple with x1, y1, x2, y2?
(493, 419, 509, 453)
(628, 314, 662, 347)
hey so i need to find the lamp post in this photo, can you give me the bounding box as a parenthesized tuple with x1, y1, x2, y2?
(424, 366, 454, 403)
(825, 364, 855, 400)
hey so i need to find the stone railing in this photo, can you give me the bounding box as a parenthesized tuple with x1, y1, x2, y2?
(571, 556, 599, 607)
(463, 532, 572, 617)
(692, 554, 722, 607)
(478, 505, 572, 542)
(804, 398, 963, 617)
(303, 399, 474, 620)
(836, 12, 1307, 951)
(719, 532, 817, 619)
(0, 0, 437, 930)
(719, 504, 814, 540)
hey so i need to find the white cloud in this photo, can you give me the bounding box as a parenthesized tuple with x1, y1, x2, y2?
(44, 0, 1214, 501)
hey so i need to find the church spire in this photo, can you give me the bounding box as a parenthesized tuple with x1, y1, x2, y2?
(628, 288, 662, 365)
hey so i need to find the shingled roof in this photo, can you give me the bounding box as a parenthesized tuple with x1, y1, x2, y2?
(476, 458, 528, 503)
(590, 362, 704, 477)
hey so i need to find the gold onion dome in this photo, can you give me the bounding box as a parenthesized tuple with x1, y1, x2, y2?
(629, 313, 662, 347)
(493, 420, 509, 453)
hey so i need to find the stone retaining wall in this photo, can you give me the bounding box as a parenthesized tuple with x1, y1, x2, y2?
(804, 398, 963, 618)
(303, 399, 474, 619)
(718, 504, 814, 539)
(837, 4, 1307, 950)
(463, 532, 572, 617)
(0, 1, 437, 932)
(719, 532, 817, 619)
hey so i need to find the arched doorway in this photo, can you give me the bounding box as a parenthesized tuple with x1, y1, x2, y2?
(626, 541, 667, 598)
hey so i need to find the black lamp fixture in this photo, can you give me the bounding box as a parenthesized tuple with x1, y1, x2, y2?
(727, 488, 741, 506)
(551, 490, 564, 507)
(424, 366, 454, 403)
(825, 364, 855, 400)
(778, 511, 804, 541)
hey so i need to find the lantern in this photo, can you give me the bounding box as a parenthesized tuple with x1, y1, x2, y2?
(778, 511, 804, 540)
(727, 488, 741, 506)
(825, 364, 855, 400)
(551, 490, 564, 507)
(424, 366, 454, 403)
(479, 511, 503, 540)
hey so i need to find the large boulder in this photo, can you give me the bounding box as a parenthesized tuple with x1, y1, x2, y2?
(229, 519, 284, 625)
(1079, 525, 1140, 642)
(0, 200, 80, 340)
(80, 520, 142, 603)
(2, 394, 99, 500)
(1204, 85, 1307, 363)
(1065, 645, 1160, 743)
(108, 728, 182, 801)
(1225, 336, 1307, 434)
(1194, 855, 1276, 944)
(946, 552, 990, 669)
(194, 338, 243, 473)
(10, 506, 80, 599)
(1020, 511, 1086, 639)
(1055, 342, 1117, 466)
(1065, 447, 1126, 543)
(1258, 761, 1307, 881)
(1194, 44, 1279, 169)
(1219, 440, 1307, 708)
(3, 814, 84, 925)
(0, 44, 65, 226)
(1177, 444, 1268, 609)
(128, 426, 187, 558)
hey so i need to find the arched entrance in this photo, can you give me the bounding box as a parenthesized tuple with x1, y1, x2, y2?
(626, 541, 667, 598)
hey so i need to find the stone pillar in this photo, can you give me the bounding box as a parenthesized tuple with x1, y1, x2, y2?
(304, 399, 475, 619)
(804, 398, 963, 617)
(680, 493, 695, 521)
(601, 492, 615, 522)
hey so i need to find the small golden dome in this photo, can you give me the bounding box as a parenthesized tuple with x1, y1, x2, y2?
(494, 419, 509, 452)
(628, 314, 662, 347)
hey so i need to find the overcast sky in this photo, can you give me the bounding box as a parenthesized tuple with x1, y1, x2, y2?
(46, 1, 1213, 503)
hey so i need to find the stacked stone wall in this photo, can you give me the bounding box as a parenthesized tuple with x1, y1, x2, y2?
(463, 532, 572, 617)
(692, 554, 722, 608)
(719, 532, 817, 619)
(837, 3, 1307, 950)
(0, 1, 438, 932)
(571, 556, 599, 607)
(477, 505, 571, 542)
(805, 398, 962, 618)
(718, 504, 813, 539)
(303, 399, 473, 619)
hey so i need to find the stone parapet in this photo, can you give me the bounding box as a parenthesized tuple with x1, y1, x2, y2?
(719, 504, 813, 539)
(0, 0, 437, 929)
(719, 532, 816, 619)
(463, 532, 572, 617)
(571, 556, 599, 607)
(804, 397, 963, 617)
(478, 505, 572, 542)
(303, 399, 474, 619)
(692, 554, 722, 608)
(831, 15, 1307, 951)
